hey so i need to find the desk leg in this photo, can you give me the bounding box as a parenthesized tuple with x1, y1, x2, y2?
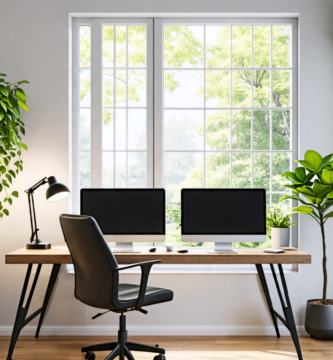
(7, 264, 42, 360)
(255, 264, 280, 338)
(35, 264, 61, 338)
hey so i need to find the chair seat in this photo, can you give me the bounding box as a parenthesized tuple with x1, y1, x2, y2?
(118, 283, 173, 307)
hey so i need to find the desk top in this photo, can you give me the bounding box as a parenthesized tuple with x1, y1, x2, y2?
(6, 246, 311, 265)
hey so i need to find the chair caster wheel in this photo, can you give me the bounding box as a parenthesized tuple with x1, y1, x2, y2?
(85, 352, 96, 360)
(154, 355, 166, 360)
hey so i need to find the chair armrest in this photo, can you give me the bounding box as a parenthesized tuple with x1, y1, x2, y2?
(113, 260, 161, 272)
(112, 260, 162, 310)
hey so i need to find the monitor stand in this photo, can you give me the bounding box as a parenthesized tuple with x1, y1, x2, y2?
(112, 242, 141, 253)
(207, 242, 238, 254)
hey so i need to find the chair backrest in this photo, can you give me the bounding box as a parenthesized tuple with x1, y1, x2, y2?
(60, 214, 119, 309)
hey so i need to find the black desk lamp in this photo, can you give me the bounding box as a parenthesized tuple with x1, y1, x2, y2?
(25, 176, 70, 250)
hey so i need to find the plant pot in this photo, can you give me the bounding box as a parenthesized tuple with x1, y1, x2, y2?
(271, 227, 290, 248)
(305, 300, 333, 339)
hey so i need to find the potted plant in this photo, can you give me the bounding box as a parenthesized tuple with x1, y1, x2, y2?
(280, 150, 333, 339)
(0, 73, 29, 220)
(266, 206, 295, 248)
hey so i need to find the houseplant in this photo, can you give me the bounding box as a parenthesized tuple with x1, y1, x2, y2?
(280, 150, 333, 339)
(0, 73, 29, 220)
(266, 205, 295, 248)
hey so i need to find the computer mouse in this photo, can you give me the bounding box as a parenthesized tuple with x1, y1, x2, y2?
(149, 247, 156, 253)
(177, 249, 188, 253)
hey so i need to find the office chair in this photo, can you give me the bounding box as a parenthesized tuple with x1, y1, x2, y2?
(60, 214, 174, 360)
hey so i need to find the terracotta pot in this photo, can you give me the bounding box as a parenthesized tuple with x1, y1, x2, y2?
(305, 300, 333, 339)
(271, 227, 290, 248)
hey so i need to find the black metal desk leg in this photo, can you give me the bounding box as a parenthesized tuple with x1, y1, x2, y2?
(255, 264, 280, 338)
(271, 264, 303, 360)
(35, 264, 61, 338)
(7, 264, 42, 360)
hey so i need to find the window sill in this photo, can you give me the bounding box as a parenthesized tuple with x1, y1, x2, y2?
(66, 263, 298, 275)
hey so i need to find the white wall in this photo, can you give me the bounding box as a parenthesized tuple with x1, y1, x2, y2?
(1, 0, 333, 336)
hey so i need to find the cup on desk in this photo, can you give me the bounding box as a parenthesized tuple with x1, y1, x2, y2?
(166, 243, 174, 252)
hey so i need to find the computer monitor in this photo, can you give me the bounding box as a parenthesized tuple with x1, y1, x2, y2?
(81, 189, 166, 252)
(181, 189, 266, 253)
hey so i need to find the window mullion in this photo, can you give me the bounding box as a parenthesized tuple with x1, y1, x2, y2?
(91, 20, 102, 188)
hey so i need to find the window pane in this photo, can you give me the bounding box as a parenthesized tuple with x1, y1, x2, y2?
(115, 109, 126, 150)
(128, 109, 146, 150)
(273, 70, 291, 107)
(102, 70, 113, 107)
(206, 26, 230, 68)
(128, 26, 146, 67)
(164, 70, 204, 108)
(253, 26, 270, 68)
(115, 152, 126, 187)
(206, 70, 230, 108)
(232, 152, 251, 188)
(128, 70, 146, 107)
(253, 152, 270, 191)
(102, 109, 113, 151)
(116, 70, 126, 106)
(164, 26, 204, 68)
(232, 71, 252, 107)
(116, 26, 127, 67)
(164, 152, 204, 202)
(232, 26, 252, 68)
(206, 153, 230, 188)
(102, 152, 114, 188)
(253, 70, 270, 107)
(80, 109, 90, 150)
(272, 110, 290, 150)
(205, 110, 230, 150)
(273, 26, 291, 68)
(232, 110, 251, 150)
(102, 26, 114, 67)
(273, 152, 290, 191)
(128, 152, 147, 187)
(80, 69, 90, 107)
(253, 110, 270, 150)
(164, 110, 204, 150)
(273, 193, 291, 207)
(80, 152, 91, 188)
(80, 26, 90, 67)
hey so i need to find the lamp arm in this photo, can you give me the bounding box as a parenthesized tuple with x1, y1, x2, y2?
(25, 177, 48, 193)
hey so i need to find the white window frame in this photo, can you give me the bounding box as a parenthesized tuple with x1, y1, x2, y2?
(71, 16, 299, 273)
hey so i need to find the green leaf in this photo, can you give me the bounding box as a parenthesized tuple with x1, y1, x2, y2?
(322, 171, 333, 185)
(313, 181, 331, 196)
(0, 184, 2, 192)
(12, 191, 18, 198)
(0, 73, 7, 76)
(295, 160, 316, 172)
(17, 80, 30, 84)
(327, 191, 333, 199)
(297, 187, 315, 196)
(18, 101, 29, 112)
(304, 172, 316, 183)
(0, 86, 10, 97)
(295, 167, 306, 182)
(291, 206, 314, 214)
(3, 209, 9, 216)
(0, 100, 7, 112)
(21, 143, 27, 151)
(5, 174, 12, 184)
(304, 150, 323, 171)
(279, 195, 301, 203)
(8, 198, 12, 205)
(322, 154, 333, 165)
(20, 126, 25, 135)
(0, 112, 4, 121)
(16, 90, 26, 102)
(8, 170, 16, 178)
(324, 211, 333, 219)
(0, 79, 5, 83)
(0, 166, 5, 174)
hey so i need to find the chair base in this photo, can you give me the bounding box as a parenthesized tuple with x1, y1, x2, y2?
(82, 313, 166, 360)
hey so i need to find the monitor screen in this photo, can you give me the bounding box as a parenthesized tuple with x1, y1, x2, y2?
(181, 189, 266, 235)
(81, 189, 165, 235)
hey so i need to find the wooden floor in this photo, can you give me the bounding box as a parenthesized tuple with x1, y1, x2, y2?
(1, 336, 333, 360)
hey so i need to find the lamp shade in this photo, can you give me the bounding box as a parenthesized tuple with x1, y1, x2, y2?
(46, 176, 70, 202)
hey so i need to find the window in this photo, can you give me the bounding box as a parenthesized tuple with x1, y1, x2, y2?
(72, 18, 298, 249)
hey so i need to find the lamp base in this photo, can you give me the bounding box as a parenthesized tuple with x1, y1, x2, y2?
(26, 242, 51, 250)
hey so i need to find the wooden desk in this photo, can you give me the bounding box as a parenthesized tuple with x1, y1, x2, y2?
(5, 246, 311, 360)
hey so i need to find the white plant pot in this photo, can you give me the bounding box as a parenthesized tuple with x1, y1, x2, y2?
(271, 227, 290, 248)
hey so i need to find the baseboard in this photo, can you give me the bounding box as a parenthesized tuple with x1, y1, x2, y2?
(0, 325, 307, 337)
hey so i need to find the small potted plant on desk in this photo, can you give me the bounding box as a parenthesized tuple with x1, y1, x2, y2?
(266, 206, 295, 248)
(280, 150, 333, 339)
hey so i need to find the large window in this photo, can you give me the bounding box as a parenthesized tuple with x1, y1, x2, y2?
(72, 18, 298, 248)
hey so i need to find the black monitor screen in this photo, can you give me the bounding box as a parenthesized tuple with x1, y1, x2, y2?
(81, 189, 165, 235)
(181, 189, 266, 235)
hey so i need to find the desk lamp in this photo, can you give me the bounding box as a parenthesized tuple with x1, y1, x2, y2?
(25, 176, 70, 250)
